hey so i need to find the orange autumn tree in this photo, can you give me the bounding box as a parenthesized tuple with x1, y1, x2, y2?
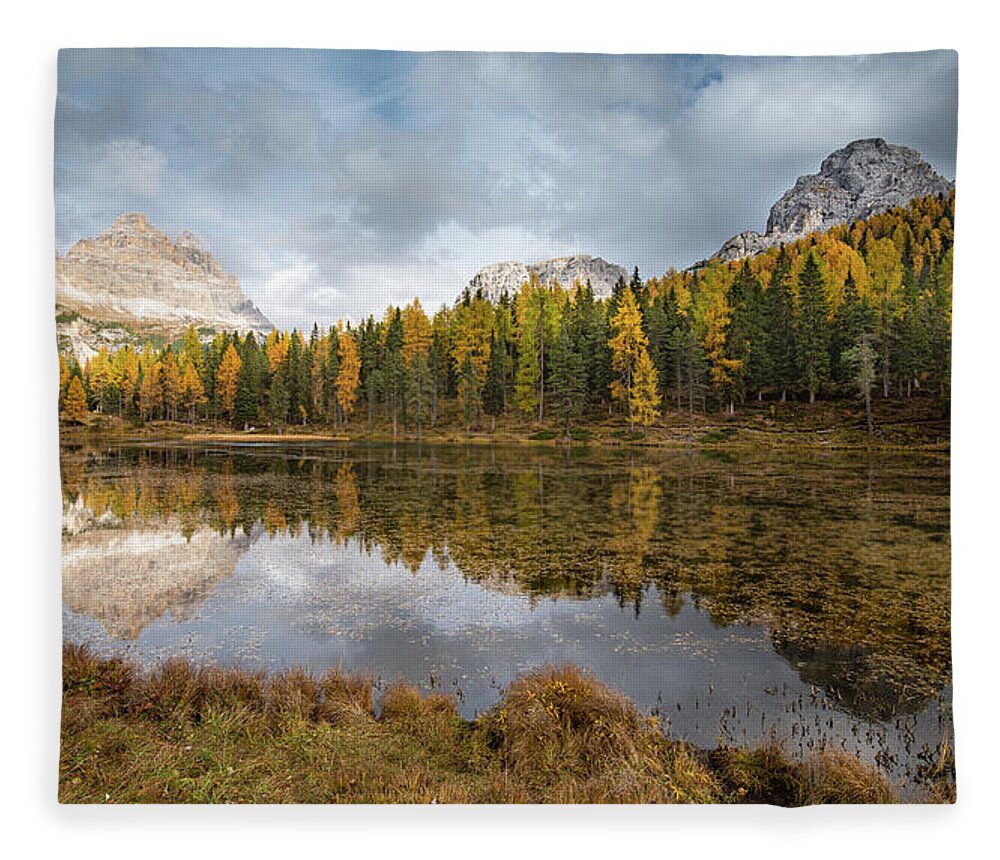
(609, 286, 660, 433)
(216, 343, 242, 421)
(402, 298, 433, 365)
(62, 376, 89, 424)
(138, 360, 162, 420)
(181, 361, 206, 422)
(336, 332, 361, 423)
(161, 351, 182, 421)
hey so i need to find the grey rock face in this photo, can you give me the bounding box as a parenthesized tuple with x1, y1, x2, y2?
(56, 213, 273, 358)
(714, 139, 954, 261)
(467, 254, 628, 302)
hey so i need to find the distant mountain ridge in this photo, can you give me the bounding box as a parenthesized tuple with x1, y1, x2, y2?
(56, 213, 272, 361)
(711, 138, 954, 262)
(466, 255, 629, 302)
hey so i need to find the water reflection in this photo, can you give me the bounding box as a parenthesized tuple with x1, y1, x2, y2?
(61, 441, 951, 785)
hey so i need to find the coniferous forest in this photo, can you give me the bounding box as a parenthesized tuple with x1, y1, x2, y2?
(58, 192, 953, 438)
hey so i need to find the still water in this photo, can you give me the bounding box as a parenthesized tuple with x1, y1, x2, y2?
(61, 441, 952, 790)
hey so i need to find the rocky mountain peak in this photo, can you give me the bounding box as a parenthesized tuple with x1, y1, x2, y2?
(712, 139, 953, 262)
(467, 254, 629, 302)
(56, 213, 272, 362)
(173, 229, 223, 277)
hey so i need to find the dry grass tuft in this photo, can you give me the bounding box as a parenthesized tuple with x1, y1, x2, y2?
(711, 744, 898, 806)
(380, 681, 459, 732)
(709, 743, 801, 805)
(59, 646, 911, 805)
(317, 669, 375, 725)
(63, 643, 132, 702)
(266, 669, 321, 724)
(480, 664, 719, 802)
(485, 664, 656, 776)
(801, 749, 898, 804)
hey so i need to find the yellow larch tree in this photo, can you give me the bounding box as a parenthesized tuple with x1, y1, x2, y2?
(138, 361, 162, 421)
(402, 297, 433, 365)
(181, 361, 206, 422)
(336, 332, 361, 422)
(631, 348, 661, 430)
(702, 289, 742, 405)
(609, 286, 659, 433)
(63, 376, 89, 424)
(160, 351, 182, 421)
(58, 354, 71, 402)
(265, 331, 289, 372)
(115, 347, 141, 414)
(216, 343, 242, 421)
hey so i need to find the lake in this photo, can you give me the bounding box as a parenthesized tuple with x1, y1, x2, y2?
(60, 440, 952, 792)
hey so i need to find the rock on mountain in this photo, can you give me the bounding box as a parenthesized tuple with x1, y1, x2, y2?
(56, 213, 272, 361)
(713, 139, 954, 262)
(467, 255, 629, 302)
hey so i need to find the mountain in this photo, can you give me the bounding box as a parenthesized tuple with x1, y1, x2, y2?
(711, 138, 954, 262)
(62, 495, 255, 640)
(56, 213, 272, 361)
(467, 255, 629, 302)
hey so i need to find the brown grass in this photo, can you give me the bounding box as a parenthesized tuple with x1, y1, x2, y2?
(60, 646, 913, 804)
(709, 743, 899, 806)
(478, 665, 720, 803)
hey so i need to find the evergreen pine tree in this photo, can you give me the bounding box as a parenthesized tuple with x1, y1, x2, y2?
(406, 351, 433, 439)
(482, 333, 506, 432)
(766, 247, 798, 401)
(549, 325, 586, 438)
(830, 269, 876, 386)
(795, 251, 831, 403)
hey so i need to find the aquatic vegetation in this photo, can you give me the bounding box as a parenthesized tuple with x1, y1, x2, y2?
(62, 647, 919, 804)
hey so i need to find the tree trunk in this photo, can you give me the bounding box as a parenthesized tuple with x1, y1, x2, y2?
(538, 344, 545, 423)
(627, 368, 633, 434)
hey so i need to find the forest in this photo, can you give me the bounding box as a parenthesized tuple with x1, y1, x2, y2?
(58, 192, 954, 437)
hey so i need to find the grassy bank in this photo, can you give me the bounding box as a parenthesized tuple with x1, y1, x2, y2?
(60, 645, 935, 805)
(60, 395, 949, 452)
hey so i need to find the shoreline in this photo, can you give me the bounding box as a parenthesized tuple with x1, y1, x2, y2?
(59, 410, 950, 454)
(61, 645, 950, 805)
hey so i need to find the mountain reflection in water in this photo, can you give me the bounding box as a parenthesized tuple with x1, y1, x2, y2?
(60, 441, 952, 789)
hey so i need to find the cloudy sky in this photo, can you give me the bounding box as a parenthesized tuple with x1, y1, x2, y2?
(55, 49, 957, 330)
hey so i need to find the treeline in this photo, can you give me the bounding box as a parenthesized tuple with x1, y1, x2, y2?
(59, 192, 953, 435)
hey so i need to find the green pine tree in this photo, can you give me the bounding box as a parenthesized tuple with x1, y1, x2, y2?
(766, 248, 798, 401)
(549, 325, 587, 438)
(795, 252, 831, 404)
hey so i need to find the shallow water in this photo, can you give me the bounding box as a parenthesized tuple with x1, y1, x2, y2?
(60, 440, 952, 792)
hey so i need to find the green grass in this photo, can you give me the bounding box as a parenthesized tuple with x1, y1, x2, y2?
(59, 646, 926, 805)
(700, 427, 738, 444)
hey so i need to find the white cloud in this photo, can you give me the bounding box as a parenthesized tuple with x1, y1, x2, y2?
(91, 138, 165, 197)
(55, 50, 958, 331)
